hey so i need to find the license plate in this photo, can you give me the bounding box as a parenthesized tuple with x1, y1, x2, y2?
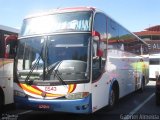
(38, 104, 50, 109)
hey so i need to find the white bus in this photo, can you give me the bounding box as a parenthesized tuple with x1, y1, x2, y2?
(0, 25, 19, 113)
(14, 7, 149, 113)
(149, 54, 160, 80)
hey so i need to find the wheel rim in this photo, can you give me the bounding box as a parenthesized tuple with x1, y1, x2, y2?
(110, 89, 115, 106)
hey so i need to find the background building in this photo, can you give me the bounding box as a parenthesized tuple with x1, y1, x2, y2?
(135, 25, 160, 79)
(135, 25, 160, 54)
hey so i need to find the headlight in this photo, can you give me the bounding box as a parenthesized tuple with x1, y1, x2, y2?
(65, 92, 89, 99)
(14, 90, 26, 97)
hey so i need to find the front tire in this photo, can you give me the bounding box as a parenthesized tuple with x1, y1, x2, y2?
(0, 95, 4, 116)
(108, 87, 117, 110)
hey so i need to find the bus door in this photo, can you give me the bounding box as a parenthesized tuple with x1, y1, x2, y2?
(91, 31, 108, 112)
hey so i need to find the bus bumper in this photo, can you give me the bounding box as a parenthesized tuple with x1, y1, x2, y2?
(14, 95, 92, 114)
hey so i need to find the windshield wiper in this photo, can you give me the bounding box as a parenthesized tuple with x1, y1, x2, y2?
(52, 61, 67, 86)
(25, 54, 43, 85)
(52, 69, 67, 86)
(46, 61, 67, 86)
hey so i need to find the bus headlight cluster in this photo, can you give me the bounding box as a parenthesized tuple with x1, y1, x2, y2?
(14, 90, 26, 97)
(65, 92, 89, 99)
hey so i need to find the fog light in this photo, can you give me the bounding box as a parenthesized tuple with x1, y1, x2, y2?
(82, 104, 89, 110)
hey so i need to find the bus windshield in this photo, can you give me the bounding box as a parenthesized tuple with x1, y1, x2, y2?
(17, 33, 91, 83)
(20, 11, 92, 36)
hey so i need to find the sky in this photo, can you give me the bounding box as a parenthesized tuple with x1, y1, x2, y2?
(0, 0, 160, 32)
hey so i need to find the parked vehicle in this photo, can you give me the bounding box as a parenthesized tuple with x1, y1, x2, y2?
(0, 25, 18, 114)
(156, 75, 160, 105)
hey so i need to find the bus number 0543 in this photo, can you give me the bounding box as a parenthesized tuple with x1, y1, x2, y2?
(45, 86, 57, 91)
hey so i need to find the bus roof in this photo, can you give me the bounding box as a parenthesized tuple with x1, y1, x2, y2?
(149, 54, 160, 58)
(0, 24, 19, 33)
(25, 6, 96, 19)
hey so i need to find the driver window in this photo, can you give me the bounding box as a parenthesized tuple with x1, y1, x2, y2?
(92, 12, 107, 81)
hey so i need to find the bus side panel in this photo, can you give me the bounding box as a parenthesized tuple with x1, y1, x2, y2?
(2, 59, 14, 104)
(0, 58, 5, 91)
(106, 50, 136, 98)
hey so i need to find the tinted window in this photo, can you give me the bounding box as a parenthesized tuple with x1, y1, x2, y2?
(93, 13, 107, 40)
(92, 13, 107, 80)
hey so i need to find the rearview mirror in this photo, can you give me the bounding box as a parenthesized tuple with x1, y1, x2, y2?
(92, 31, 101, 41)
(97, 48, 103, 57)
(92, 31, 103, 57)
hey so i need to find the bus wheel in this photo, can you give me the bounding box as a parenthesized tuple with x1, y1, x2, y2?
(0, 95, 4, 115)
(108, 87, 116, 110)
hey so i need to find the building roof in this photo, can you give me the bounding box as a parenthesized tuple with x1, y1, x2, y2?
(134, 25, 160, 54)
(0, 24, 19, 33)
(145, 25, 160, 31)
(135, 31, 160, 36)
(134, 25, 160, 36)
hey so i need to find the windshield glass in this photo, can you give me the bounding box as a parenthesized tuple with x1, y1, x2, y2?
(17, 33, 91, 82)
(20, 11, 92, 36)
